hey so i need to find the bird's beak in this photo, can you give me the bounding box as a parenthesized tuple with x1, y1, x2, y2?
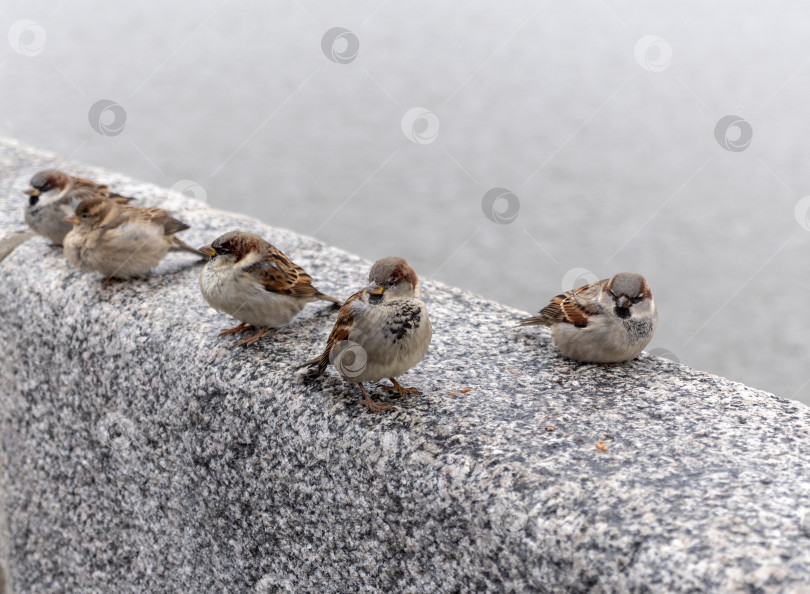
(199, 245, 217, 257)
(366, 282, 384, 296)
(24, 188, 38, 197)
(64, 215, 79, 224)
(616, 295, 631, 308)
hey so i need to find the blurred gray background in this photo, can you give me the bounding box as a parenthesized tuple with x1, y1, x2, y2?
(2, 0, 809, 403)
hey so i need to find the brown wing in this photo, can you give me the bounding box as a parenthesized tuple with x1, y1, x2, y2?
(64, 183, 134, 210)
(72, 176, 109, 192)
(119, 205, 190, 236)
(107, 193, 134, 204)
(64, 186, 108, 207)
(297, 289, 363, 374)
(245, 245, 340, 302)
(519, 279, 606, 328)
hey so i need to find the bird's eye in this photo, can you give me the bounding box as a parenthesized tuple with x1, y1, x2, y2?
(388, 279, 397, 287)
(81, 213, 88, 218)
(214, 246, 227, 256)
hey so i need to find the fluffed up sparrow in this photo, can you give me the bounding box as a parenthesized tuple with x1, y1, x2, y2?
(63, 193, 204, 282)
(518, 272, 657, 363)
(198, 231, 342, 346)
(24, 169, 132, 246)
(297, 257, 432, 412)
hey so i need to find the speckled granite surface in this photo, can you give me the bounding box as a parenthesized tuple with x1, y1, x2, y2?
(1, 138, 810, 593)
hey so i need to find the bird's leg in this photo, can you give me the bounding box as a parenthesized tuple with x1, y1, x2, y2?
(101, 277, 121, 287)
(218, 321, 253, 336)
(358, 383, 393, 412)
(237, 326, 275, 347)
(381, 377, 420, 396)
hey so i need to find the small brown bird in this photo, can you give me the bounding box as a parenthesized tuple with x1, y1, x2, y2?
(518, 272, 658, 363)
(63, 194, 203, 281)
(24, 169, 133, 245)
(297, 257, 432, 412)
(198, 231, 341, 346)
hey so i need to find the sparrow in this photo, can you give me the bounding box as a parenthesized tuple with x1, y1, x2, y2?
(24, 169, 133, 246)
(198, 231, 342, 346)
(297, 257, 432, 412)
(63, 194, 204, 281)
(518, 272, 657, 363)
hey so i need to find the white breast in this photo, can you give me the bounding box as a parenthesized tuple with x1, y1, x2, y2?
(199, 261, 306, 328)
(340, 297, 432, 383)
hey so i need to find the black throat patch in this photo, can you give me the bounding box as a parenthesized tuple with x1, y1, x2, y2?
(614, 306, 631, 319)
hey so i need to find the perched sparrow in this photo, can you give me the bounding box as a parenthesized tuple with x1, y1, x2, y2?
(198, 231, 342, 346)
(63, 194, 204, 281)
(518, 272, 657, 363)
(24, 169, 132, 245)
(297, 257, 432, 412)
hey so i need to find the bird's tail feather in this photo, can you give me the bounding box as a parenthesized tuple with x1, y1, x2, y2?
(516, 315, 548, 327)
(293, 349, 330, 375)
(171, 237, 207, 258)
(319, 292, 343, 305)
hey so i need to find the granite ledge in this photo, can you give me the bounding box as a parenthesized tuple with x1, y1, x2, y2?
(1, 138, 810, 593)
